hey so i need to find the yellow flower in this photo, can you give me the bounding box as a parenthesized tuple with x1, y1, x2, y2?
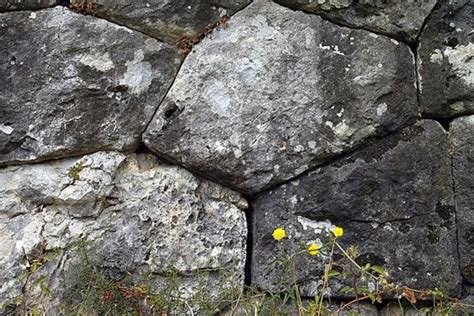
(332, 226, 344, 238)
(307, 243, 320, 256)
(272, 228, 286, 241)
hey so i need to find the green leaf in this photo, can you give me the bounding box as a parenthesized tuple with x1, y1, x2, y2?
(30, 262, 41, 273)
(327, 270, 340, 277)
(340, 286, 354, 294)
(32, 305, 40, 316)
(371, 265, 386, 275)
(368, 293, 376, 304)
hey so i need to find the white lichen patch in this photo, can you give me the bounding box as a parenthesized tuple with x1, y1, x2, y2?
(205, 80, 232, 118)
(120, 50, 153, 95)
(377, 103, 388, 116)
(444, 43, 474, 86)
(318, 43, 345, 56)
(333, 121, 354, 138)
(0, 124, 13, 135)
(79, 51, 115, 72)
(450, 101, 467, 113)
(430, 49, 444, 64)
(297, 216, 336, 235)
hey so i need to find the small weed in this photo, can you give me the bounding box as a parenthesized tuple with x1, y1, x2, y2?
(67, 160, 84, 181)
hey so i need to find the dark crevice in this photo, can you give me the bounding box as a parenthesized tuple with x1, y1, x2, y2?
(140, 56, 186, 137)
(421, 113, 472, 131)
(58, 0, 70, 7)
(243, 195, 254, 287)
(134, 142, 153, 155)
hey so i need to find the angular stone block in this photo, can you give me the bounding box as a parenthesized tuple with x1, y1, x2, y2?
(252, 120, 460, 297)
(0, 152, 247, 312)
(69, 0, 252, 44)
(144, 1, 417, 194)
(0, 7, 181, 166)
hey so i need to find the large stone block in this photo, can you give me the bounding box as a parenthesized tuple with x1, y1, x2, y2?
(69, 0, 252, 44)
(275, 0, 438, 42)
(418, 0, 473, 117)
(0, 152, 247, 312)
(144, 1, 417, 194)
(450, 115, 474, 283)
(0, 7, 181, 166)
(252, 120, 461, 297)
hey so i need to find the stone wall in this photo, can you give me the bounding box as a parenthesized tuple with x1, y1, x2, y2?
(0, 0, 473, 314)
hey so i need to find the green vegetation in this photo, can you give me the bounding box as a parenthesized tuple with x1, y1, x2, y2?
(67, 160, 84, 181)
(3, 229, 473, 315)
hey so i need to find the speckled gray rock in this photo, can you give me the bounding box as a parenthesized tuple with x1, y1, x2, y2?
(143, 1, 417, 194)
(275, 0, 438, 42)
(0, 7, 181, 166)
(418, 0, 473, 117)
(252, 120, 460, 297)
(69, 0, 251, 44)
(450, 115, 474, 283)
(0, 0, 58, 11)
(0, 152, 247, 312)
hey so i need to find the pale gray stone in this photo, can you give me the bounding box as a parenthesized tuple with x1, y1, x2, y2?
(450, 115, 474, 283)
(143, 1, 417, 194)
(275, 0, 438, 42)
(252, 120, 461, 298)
(0, 7, 182, 166)
(0, 152, 247, 312)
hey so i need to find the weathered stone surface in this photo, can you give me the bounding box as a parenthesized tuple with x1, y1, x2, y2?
(0, 0, 57, 11)
(0, 7, 181, 166)
(450, 115, 474, 283)
(144, 1, 417, 194)
(275, 0, 437, 42)
(0, 152, 247, 312)
(252, 120, 460, 297)
(418, 0, 474, 117)
(70, 0, 251, 44)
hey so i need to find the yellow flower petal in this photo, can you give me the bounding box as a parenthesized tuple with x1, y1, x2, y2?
(307, 243, 320, 256)
(272, 228, 286, 241)
(333, 226, 344, 238)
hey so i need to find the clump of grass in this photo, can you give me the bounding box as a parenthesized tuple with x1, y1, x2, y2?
(4, 230, 473, 315)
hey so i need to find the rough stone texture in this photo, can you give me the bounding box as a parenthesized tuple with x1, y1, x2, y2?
(275, 0, 438, 42)
(252, 120, 461, 297)
(70, 0, 252, 44)
(0, 152, 247, 312)
(450, 115, 474, 283)
(0, 0, 58, 11)
(418, 0, 474, 117)
(144, 1, 417, 194)
(0, 7, 181, 166)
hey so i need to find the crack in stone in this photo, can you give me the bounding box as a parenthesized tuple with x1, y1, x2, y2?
(272, 1, 418, 46)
